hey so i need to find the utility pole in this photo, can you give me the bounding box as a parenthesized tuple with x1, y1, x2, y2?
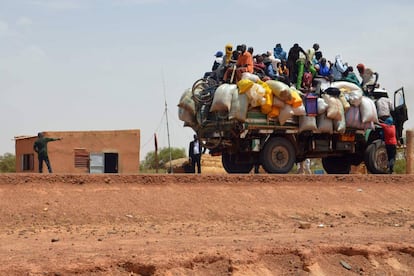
(162, 69, 173, 173)
(154, 133, 158, 173)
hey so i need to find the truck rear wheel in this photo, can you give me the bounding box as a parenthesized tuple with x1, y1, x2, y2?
(222, 153, 253, 174)
(260, 137, 295, 174)
(364, 140, 388, 174)
(322, 156, 351, 174)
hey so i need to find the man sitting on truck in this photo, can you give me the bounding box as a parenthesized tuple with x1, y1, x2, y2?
(223, 44, 254, 83)
(356, 63, 378, 94)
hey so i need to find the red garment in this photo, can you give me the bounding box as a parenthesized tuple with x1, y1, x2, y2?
(380, 123, 397, 145)
(236, 51, 254, 73)
(254, 62, 266, 71)
(302, 72, 313, 89)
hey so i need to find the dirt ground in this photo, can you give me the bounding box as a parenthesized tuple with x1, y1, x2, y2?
(1, 173, 414, 276)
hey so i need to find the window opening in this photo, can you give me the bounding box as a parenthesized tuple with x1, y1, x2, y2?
(74, 148, 89, 168)
(22, 154, 34, 171)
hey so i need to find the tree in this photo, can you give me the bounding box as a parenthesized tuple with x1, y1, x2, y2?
(141, 147, 186, 171)
(0, 153, 16, 173)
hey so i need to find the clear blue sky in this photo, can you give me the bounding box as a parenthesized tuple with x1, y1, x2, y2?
(1, 0, 413, 160)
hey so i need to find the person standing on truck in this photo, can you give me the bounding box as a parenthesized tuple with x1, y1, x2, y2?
(287, 43, 308, 85)
(189, 135, 203, 174)
(273, 43, 287, 61)
(306, 43, 320, 65)
(379, 117, 397, 174)
(33, 132, 62, 173)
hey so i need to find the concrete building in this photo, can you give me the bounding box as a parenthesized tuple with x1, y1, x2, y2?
(15, 129, 140, 174)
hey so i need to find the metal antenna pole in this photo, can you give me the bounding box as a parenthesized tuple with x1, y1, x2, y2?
(162, 69, 173, 173)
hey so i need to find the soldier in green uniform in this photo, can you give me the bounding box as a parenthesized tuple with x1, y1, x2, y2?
(33, 132, 62, 173)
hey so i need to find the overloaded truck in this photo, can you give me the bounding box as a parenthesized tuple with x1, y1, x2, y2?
(178, 75, 407, 174)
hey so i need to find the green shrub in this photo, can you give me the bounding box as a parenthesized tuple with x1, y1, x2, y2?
(0, 153, 15, 173)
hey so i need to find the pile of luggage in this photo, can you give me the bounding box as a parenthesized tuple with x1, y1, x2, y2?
(178, 72, 379, 134)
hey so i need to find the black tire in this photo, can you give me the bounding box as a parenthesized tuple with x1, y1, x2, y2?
(364, 140, 388, 174)
(322, 156, 351, 174)
(260, 137, 295, 174)
(191, 78, 215, 105)
(222, 152, 253, 174)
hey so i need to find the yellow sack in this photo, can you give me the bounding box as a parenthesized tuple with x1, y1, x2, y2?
(261, 89, 273, 114)
(237, 79, 254, 94)
(246, 83, 266, 107)
(259, 81, 273, 114)
(267, 105, 280, 119)
(285, 88, 303, 108)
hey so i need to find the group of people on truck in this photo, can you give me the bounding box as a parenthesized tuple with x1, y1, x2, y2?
(203, 42, 398, 174)
(207, 42, 378, 97)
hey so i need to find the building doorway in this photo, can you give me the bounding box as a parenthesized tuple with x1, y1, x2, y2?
(104, 153, 118, 173)
(90, 152, 118, 173)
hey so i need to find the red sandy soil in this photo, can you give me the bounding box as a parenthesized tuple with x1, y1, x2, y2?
(0, 174, 413, 275)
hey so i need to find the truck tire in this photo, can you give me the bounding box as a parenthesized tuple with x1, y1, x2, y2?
(260, 137, 295, 174)
(364, 140, 388, 174)
(322, 156, 351, 174)
(222, 153, 253, 174)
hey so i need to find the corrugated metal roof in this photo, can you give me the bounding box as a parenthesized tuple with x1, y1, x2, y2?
(14, 129, 140, 142)
(14, 135, 36, 140)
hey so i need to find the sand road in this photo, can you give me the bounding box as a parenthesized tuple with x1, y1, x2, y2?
(0, 174, 413, 275)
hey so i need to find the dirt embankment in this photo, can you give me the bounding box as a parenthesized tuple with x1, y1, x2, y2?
(0, 174, 413, 275)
